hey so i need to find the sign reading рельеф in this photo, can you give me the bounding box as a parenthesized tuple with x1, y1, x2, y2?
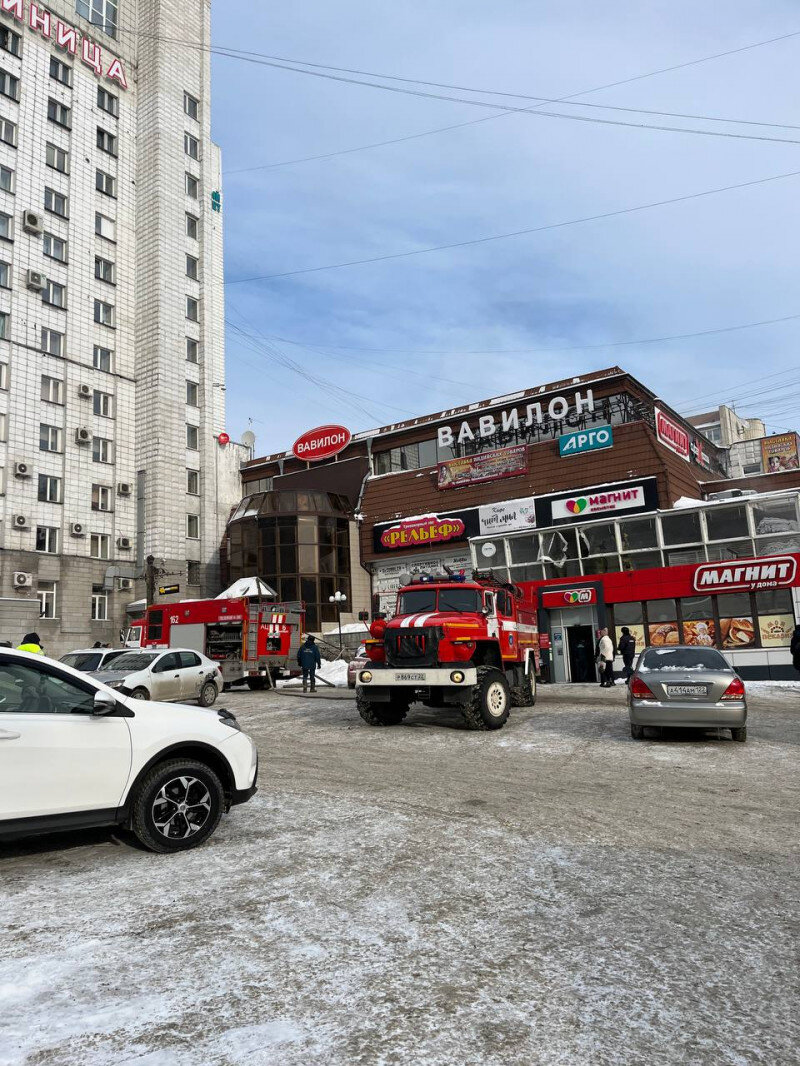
(437, 389, 596, 448)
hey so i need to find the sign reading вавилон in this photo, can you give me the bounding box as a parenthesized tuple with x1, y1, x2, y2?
(437, 389, 596, 448)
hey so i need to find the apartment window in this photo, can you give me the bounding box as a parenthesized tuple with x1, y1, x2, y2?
(41, 375, 64, 404)
(186, 424, 198, 450)
(93, 346, 112, 372)
(97, 86, 118, 117)
(185, 254, 198, 281)
(47, 99, 71, 129)
(91, 587, 108, 621)
(50, 56, 72, 86)
(184, 92, 199, 120)
(0, 118, 16, 147)
(0, 311, 8, 339)
(0, 164, 13, 192)
(0, 362, 6, 389)
(92, 483, 112, 511)
(186, 296, 198, 322)
(36, 526, 59, 554)
(96, 128, 117, 156)
(188, 560, 201, 585)
(37, 581, 57, 619)
(38, 474, 62, 503)
(186, 381, 199, 407)
(95, 256, 114, 283)
(184, 132, 199, 160)
(0, 211, 11, 240)
(41, 328, 64, 356)
(95, 212, 115, 240)
(185, 173, 198, 199)
(94, 299, 114, 326)
(39, 423, 63, 453)
(93, 390, 113, 417)
(186, 337, 198, 363)
(0, 26, 21, 57)
(187, 469, 200, 495)
(186, 514, 200, 539)
(45, 187, 68, 218)
(95, 169, 116, 197)
(43, 233, 68, 263)
(0, 410, 6, 440)
(186, 213, 198, 239)
(76, 0, 118, 39)
(90, 532, 110, 559)
(43, 280, 66, 309)
(0, 261, 8, 288)
(0, 69, 19, 102)
(46, 143, 69, 174)
(92, 436, 113, 463)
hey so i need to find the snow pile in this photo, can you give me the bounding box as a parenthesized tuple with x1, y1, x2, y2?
(216, 576, 276, 600)
(277, 659, 350, 689)
(323, 622, 370, 636)
(746, 680, 800, 694)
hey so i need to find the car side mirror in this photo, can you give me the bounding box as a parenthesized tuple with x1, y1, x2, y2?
(92, 690, 118, 716)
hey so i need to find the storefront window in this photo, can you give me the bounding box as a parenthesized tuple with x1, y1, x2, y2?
(666, 548, 705, 566)
(579, 522, 617, 556)
(706, 505, 750, 541)
(508, 535, 539, 564)
(680, 596, 716, 646)
(755, 590, 795, 647)
(752, 497, 800, 536)
(660, 511, 702, 546)
(540, 529, 578, 563)
(509, 563, 545, 581)
(717, 593, 755, 649)
(584, 554, 620, 575)
(619, 517, 658, 551)
(646, 599, 678, 647)
(706, 543, 755, 561)
(543, 559, 582, 579)
(755, 533, 800, 557)
(621, 550, 662, 571)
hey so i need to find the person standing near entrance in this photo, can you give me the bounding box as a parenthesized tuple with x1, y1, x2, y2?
(297, 634, 322, 693)
(597, 628, 615, 688)
(618, 627, 637, 682)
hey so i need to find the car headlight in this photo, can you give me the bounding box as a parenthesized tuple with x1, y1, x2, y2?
(217, 709, 241, 731)
(359, 670, 373, 684)
(106, 679, 125, 690)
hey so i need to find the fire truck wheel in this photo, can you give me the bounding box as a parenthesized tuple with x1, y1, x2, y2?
(246, 677, 267, 691)
(463, 667, 510, 731)
(356, 689, 409, 727)
(198, 682, 218, 707)
(510, 669, 536, 708)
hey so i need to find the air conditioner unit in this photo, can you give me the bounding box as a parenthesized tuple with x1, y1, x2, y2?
(75, 427, 91, 445)
(78, 384, 92, 400)
(13, 571, 33, 589)
(117, 535, 132, 550)
(22, 210, 43, 235)
(13, 460, 31, 478)
(12, 514, 29, 529)
(117, 481, 132, 497)
(118, 578, 134, 591)
(70, 521, 85, 537)
(25, 268, 45, 291)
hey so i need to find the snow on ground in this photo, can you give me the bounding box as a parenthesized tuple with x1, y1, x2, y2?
(277, 658, 350, 688)
(1, 685, 798, 1065)
(322, 622, 370, 636)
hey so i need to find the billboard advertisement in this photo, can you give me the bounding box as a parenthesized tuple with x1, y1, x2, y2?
(760, 433, 800, 474)
(478, 496, 537, 536)
(437, 445, 527, 490)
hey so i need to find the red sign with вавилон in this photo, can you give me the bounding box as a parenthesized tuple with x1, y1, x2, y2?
(292, 425, 351, 462)
(380, 516, 465, 550)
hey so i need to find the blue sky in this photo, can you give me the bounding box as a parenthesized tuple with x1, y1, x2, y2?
(209, 0, 800, 454)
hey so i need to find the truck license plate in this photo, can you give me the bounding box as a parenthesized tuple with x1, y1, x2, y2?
(666, 684, 708, 697)
(397, 672, 425, 682)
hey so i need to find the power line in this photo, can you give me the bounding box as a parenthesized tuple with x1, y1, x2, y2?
(673, 365, 800, 409)
(226, 168, 800, 285)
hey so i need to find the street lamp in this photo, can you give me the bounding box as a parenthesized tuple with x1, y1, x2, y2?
(329, 590, 347, 652)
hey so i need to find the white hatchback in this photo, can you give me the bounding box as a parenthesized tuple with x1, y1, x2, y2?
(0, 648, 257, 853)
(90, 648, 224, 707)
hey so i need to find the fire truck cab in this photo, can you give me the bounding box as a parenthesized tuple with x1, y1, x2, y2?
(356, 572, 539, 730)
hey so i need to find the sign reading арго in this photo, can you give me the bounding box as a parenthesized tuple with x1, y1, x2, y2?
(559, 426, 613, 457)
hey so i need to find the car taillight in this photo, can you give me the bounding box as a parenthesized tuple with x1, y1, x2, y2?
(721, 677, 746, 701)
(630, 676, 656, 700)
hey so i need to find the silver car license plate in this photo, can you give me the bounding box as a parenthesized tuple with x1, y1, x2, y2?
(666, 684, 708, 697)
(397, 672, 425, 682)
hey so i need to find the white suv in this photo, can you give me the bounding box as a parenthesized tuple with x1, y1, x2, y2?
(0, 649, 258, 853)
(90, 648, 224, 707)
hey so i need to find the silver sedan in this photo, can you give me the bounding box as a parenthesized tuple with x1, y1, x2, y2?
(628, 645, 747, 742)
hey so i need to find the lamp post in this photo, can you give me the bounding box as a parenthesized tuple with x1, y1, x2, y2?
(329, 591, 347, 652)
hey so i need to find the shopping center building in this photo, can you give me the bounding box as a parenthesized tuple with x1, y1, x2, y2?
(0, 1, 243, 653)
(231, 365, 800, 677)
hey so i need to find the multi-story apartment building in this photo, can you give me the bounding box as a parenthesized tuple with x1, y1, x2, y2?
(0, 1, 238, 654)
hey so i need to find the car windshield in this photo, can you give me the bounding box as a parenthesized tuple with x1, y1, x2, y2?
(438, 588, 482, 613)
(100, 652, 158, 671)
(398, 589, 436, 614)
(640, 648, 729, 672)
(60, 652, 102, 671)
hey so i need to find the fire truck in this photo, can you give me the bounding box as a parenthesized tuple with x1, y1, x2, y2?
(356, 571, 539, 730)
(124, 597, 305, 689)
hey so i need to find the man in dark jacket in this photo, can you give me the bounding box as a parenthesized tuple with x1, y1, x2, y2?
(297, 635, 322, 693)
(618, 627, 637, 682)
(791, 625, 800, 679)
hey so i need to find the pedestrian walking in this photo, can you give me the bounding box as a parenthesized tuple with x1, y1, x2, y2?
(791, 624, 800, 679)
(17, 632, 44, 655)
(597, 628, 615, 688)
(297, 634, 322, 693)
(618, 626, 637, 682)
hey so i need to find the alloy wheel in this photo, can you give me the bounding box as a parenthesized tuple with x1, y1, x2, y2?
(152, 775, 212, 839)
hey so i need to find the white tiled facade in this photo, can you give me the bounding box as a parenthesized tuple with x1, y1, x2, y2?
(0, 0, 232, 654)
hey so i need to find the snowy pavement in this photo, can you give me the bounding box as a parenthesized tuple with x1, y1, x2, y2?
(2, 683, 799, 1065)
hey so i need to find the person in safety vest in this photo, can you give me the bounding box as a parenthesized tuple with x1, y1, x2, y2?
(17, 632, 44, 655)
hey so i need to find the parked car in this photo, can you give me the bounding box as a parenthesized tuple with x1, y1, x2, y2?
(628, 645, 747, 742)
(60, 648, 128, 673)
(347, 643, 369, 689)
(90, 649, 224, 707)
(0, 647, 257, 852)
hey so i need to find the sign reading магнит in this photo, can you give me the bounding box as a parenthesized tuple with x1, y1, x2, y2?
(693, 556, 797, 593)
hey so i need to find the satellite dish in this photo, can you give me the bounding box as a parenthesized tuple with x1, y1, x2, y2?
(242, 430, 256, 449)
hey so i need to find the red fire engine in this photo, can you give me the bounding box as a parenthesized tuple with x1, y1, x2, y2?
(124, 597, 305, 689)
(356, 571, 539, 730)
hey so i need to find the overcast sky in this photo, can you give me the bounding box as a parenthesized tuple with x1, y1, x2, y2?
(209, 1, 800, 453)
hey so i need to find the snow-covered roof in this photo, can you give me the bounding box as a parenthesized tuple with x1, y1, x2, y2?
(216, 577, 277, 600)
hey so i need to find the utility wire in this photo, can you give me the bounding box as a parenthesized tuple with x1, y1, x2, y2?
(226, 168, 800, 285)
